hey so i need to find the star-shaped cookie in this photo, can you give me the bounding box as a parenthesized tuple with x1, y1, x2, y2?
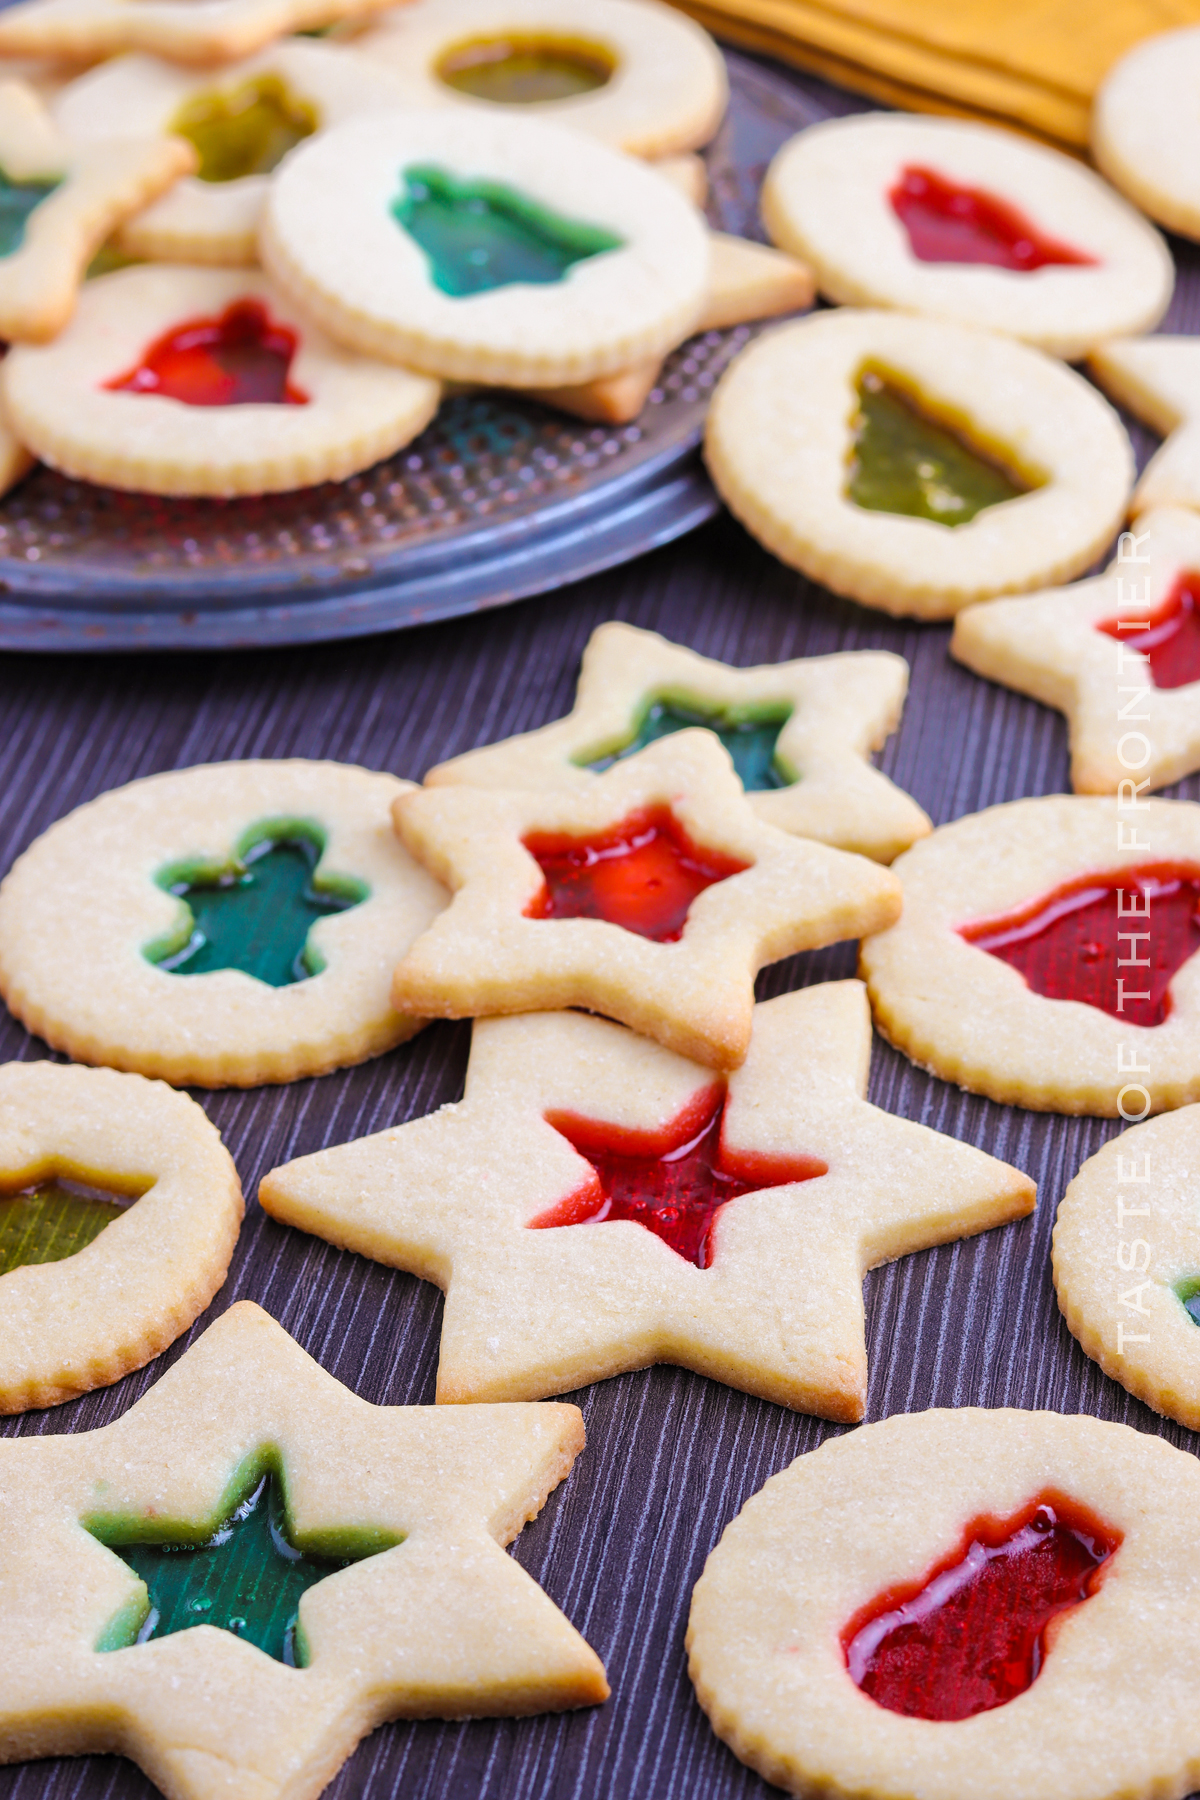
(0, 78, 194, 342)
(0, 1302, 607, 1800)
(0, 0, 396, 64)
(393, 730, 903, 1069)
(1090, 335, 1200, 518)
(427, 621, 930, 862)
(260, 983, 1035, 1421)
(951, 504, 1200, 793)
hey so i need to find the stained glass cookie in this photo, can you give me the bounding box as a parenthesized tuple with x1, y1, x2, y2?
(54, 42, 407, 265)
(260, 109, 709, 385)
(0, 1060, 241, 1412)
(0, 1301, 607, 1800)
(0, 77, 194, 342)
(860, 795, 1200, 1115)
(705, 308, 1134, 620)
(389, 729, 902, 1071)
(952, 507, 1200, 795)
(426, 621, 930, 863)
(762, 113, 1173, 360)
(0, 759, 448, 1087)
(261, 983, 1033, 1418)
(1093, 26, 1200, 243)
(1090, 336, 1200, 520)
(0, 0, 398, 68)
(688, 1408, 1200, 1800)
(1054, 1104, 1200, 1430)
(354, 0, 727, 159)
(2, 263, 441, 496)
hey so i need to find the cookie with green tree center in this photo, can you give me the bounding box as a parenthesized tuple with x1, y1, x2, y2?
(0, 759, 448, 1088)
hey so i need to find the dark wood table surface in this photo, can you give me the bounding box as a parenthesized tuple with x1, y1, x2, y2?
(2, 54, 1200, 1800)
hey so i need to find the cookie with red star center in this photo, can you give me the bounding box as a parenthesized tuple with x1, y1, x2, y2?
(259, 982, 1034, 1419)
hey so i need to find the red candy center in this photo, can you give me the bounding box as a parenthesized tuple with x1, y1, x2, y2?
(889, 165, 1095, 271)
(523, 807, 748, 942)
(962, 865, 1200, 1027)
(843, 1495, 1119, 1722)
(105, 298, 308, 407)
(531, 1086, 826, 1268)
(1097, 572, 1200, 689)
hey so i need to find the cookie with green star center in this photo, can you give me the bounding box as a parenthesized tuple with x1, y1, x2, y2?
(0, 759, 449, 1087)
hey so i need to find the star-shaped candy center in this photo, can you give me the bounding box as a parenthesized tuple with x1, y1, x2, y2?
(105, 299, 309, 407)
(0, 1175, 130, 1275)
(144, 825, 367, 988)
(532, 1085, 826, 1267)
(962, 866, 1200, 1027)
(91, 1459, 397, 1665)
(888, 165, 1094, 271)
(171, 74, 317, 185)
(523, 807, 748, 942)
(1097, 571, 1200, 689)
(581, 699, 793, 792)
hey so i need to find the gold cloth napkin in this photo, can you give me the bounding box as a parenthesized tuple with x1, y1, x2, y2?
(672, 0, 1200, 146)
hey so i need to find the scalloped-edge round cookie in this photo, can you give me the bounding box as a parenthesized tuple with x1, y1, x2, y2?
(353, 0, 727, 159)
(688, 1407, 1200, 1800)
(1093, 26, 1200, 244)
(762, 113, 1173, 359)
(260, 108, 710, 386)
(53, 42, 409, 265)
(2, 263, 441, 497)
(0, 759, 449, 1088)
(0, 1060, 242, 1412)
(859, 795, 1200, 1115)
(1055, 1105, 1200, 1430)
(704, 308, 1134, 620)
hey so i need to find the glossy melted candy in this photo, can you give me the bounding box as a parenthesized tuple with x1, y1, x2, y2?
(1177, 1279, 1200, 1326)
(170, 75, 317, 184)
(392, 162, 623, 298)
(92, 1462, 397, 1665)
(524, 807, 747, 941)
(105, 299, 307, 407)
(0, 166, 59, 258)
(889, 165, 1094, 271)
(145, 828, 367, 988)
(1097, 571, 1200, 690)
(437, 35, 614, 103)
(0, 1177, 128, 1275)
(582, 699, 792, 792)
(533, 1086, 826, 1267)
(848, 365, 1033, 526)
(843, 1497, 1118, 1720)
(963, 866, 1200, 1028)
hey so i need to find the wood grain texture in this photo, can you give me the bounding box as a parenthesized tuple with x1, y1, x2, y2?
(1, 56, 1200, 1800)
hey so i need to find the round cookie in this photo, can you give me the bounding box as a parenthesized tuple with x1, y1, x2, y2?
(704, 308, 1133, 620)
(53, 42, 408, 264)
(1055, 1105, 1200, 1429)
(688, 1408, 1200, 1800)
(859, 795, 1200, 1115)
(762, 114, 1173, 361)
(1093, 27, 1200, 244)
(0, 760, 449, 1087)
(260, 108, 710, 386)
(352, 0, 727, 159)
(0, 1060, 242, 1412)
(2, 263, 441, 497)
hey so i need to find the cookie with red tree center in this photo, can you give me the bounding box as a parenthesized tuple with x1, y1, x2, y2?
(260, 982, 1033, 1418)
(859, 794, 1200, 1115)
(688, 1407, 1200, 1800)
(952, 506, 1200, 795)
(1093, 25, 1200, 243)
(1, 262, 441, 497)
(53, 41, 408, 266)
(353, 0, 727, 160)
(0, 1302, 607, 1800)
(1089, 335, 1200, 520)
(762, 112, 1172, 360)
(260, 108, 710, 387)
(390, 729, 902, 1071)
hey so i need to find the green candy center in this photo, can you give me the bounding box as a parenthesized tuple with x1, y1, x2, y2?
(1177, 1278, 1200, 1326)
(392, 162, 623, 298)
(0, 1176, 130, 1274)
(143, 821, 367, 989)
(91, 1457, 399, 1665)
(846, 364, 1037, 526)
(170, 75, 318, 184)
(0, 166, 59, 259)
(580, 697, 794, 791)
(437, 36, 614, 104)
